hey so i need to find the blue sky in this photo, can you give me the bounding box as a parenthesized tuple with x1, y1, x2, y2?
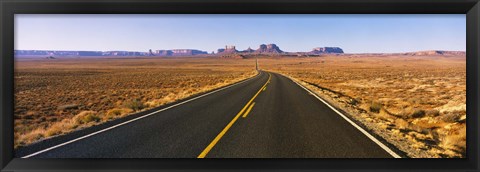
(15, 14, 465, 53)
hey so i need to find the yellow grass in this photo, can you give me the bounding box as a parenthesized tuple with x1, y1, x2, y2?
(261, 55, 466, 158)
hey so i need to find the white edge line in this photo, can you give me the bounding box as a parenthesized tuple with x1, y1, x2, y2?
(283, 74, 402, 158)
(22, 72, 262, 158)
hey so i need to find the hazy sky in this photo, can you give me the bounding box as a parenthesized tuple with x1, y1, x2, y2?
(15, 14, 465, 53)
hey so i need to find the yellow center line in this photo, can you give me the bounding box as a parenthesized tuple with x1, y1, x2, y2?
(263, 86, 267, 91)
(197, 72, 271, 158)
(242, 102, 255, 118)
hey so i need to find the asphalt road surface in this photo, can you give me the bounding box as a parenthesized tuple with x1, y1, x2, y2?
(16, 71, 399, 158)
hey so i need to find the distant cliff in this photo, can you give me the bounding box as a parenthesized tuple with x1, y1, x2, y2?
(255, 44, 284, 54)
(217, 45, 238, 54)
(154, 49, 208, 56)
(15, 49, 209, 57)
(15, 50, 149, 57)
(215, 44, 343, 57)
(23, 46, 467, 58)
(310, 47, 344, 54)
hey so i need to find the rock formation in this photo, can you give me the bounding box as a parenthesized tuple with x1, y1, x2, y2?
(240, 47, 255, 53)
(154, 49, 208, 56)
(255, 44, 284, 53)
(310, 47, 344, 54)
(155, 50, 173, 56)
(218, 45, 238, 54)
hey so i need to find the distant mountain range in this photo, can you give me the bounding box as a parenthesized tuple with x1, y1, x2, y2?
(14, 44, 465, 58)
(15, 44, 344, 57)
(14, 50, 150, 57)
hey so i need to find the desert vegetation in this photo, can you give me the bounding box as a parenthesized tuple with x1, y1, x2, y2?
(14, 57, 257, 148)
(14, 54, 467, 158)
(261, 54, 466, 158)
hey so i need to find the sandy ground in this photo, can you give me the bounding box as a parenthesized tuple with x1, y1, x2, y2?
(260, 54, 466, 158)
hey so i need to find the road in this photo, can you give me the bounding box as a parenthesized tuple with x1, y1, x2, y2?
(16, 71, 400, 158)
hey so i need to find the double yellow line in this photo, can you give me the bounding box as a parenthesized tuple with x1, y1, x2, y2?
(197, 72, 272, 158)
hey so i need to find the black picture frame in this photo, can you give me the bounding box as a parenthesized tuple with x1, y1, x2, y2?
(1, 0, 479, 171)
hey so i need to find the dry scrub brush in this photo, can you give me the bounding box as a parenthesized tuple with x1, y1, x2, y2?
(262, 55, 466, 158)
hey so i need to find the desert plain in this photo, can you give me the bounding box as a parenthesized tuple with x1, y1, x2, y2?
(14, 54, 466, 158)
(261, 54, 466, 158)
